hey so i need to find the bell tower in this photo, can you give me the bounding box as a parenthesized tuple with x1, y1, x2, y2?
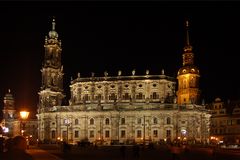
(38, 18, 65, 110)
(177, 21, 201, 105)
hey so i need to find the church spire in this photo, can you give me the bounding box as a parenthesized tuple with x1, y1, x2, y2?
(177, 20, 201, 105)
(186, 20, 190, 46)
(52, 17, 56, 31)
(183, 20, 193, 53)
(182, 20, 194, 66)
(48, 17, 58, 39)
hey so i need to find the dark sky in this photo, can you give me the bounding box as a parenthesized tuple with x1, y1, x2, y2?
(0, 1, 240, 114)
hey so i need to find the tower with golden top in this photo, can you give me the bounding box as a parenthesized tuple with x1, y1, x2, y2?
(177, 21, 201, 105)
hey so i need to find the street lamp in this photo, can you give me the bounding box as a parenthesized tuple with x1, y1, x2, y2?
(64, 119, 71, 144)
(20, 111, 30, 136)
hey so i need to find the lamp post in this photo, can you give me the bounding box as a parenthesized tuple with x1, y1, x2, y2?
(20, 111, 30, 136)
(65, 119, 71, 144)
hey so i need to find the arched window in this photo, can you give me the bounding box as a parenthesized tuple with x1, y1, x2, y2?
(105, 118, 110, 125)
(152, 92, 158, 99)
(75, 119, 79, 125)
(90, 118, 94, 125)
(153, 117, 158, 124)
(167, 117, 171, 124)
(109, 93, 116, 100)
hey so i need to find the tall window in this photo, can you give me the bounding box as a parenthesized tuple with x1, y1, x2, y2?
(75, 119, 79, 125)
(167, 117, 171, 124)
(137, 130, 142, 138)
(105, 118, 110, 125)
(153, 130, 158, 137)
(105, 130, 110, 138)
(166, 130, 171, 138)
(90, 130, 94, 138)
(121, 118, 125, 125)
(84, 94, 89, 101)
(137, 118, 142, 124)
(75, 130, 79, 138)
(136, 92, 144, 99)
(153, 117, 158, 124)
(109, 93, 116, 100)
(123, 93, 130, 100)
(151, 92, 158, 99)
(121, 130, 126, 138)
(51, 130, 56, 139)
(90, 118, 94, 125)
(97, 94, 102, 100)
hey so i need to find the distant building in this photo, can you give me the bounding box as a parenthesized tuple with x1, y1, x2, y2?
(37, 19, 211, 145)
(1, 89, 38, 142)
(208, 98, 240, 144)
(2, 89, 19, 137)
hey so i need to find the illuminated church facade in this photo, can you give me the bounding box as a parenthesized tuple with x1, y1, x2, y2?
(37, 19, 211, 145)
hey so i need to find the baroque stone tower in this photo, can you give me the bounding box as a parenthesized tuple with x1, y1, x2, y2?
(3, 89, 16, 119)
(38, 18, 65, 111)
(177, 21, 201, 105)
(2, 89, 18, 137)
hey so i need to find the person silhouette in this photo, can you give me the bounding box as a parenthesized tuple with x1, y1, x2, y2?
(2, 135, 33, 160)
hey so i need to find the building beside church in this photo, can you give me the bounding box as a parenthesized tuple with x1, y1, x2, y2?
(208, 98, 240, 144)
(1, 89, 19, 138)
(37, 19, 211, 145)
(1, 90, 38, 142)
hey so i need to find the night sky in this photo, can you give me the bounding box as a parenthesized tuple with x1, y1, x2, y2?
(0, 1, 240, 114)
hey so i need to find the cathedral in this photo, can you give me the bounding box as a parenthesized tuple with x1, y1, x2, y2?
(37, 19, 211, 145)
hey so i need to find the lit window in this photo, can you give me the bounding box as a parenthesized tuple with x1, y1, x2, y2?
(153, 117, 158, 124)
(166, 130, 171, 138)
(121, 130, 126, 138)
(90, 130, 94, 138)
(51, 130, 56, 139)
(109, 93, 116, 100)
(167, 117, 171, 124)
(75, 119, 79, 125)
(90, 118, 94, 125)
(137, 130, 142, 138)
(153, 130, 158, 137)
(105, 118, 110, 125)
(105, 130, 110, 138)
(121, 118, 125, 125)
(137, 118, 142, 124)
(75, 130, 79, 138)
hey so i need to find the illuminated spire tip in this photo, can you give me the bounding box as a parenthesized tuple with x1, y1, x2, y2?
(52, 17, 56, 31)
